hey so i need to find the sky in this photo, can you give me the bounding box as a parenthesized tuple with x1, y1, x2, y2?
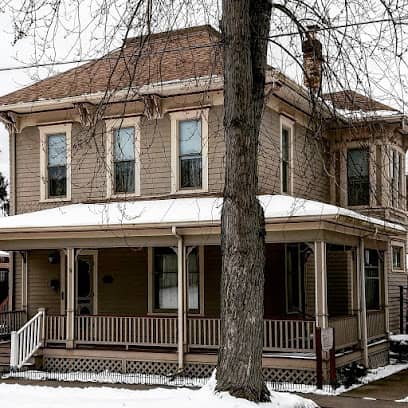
(0, 1, 407, 185)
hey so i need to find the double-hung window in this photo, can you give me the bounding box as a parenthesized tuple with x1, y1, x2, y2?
(392, 245, 404, 270)
(47, 134, 67, 198)
(40, 123, 71, 201)
(170, 110, 208, 193)
(347, 147, 369, 206)
(153, 247, 200, 312)
(114, 127, 135, 194)
(280, 116, 293, 194)
(105, 117, 140, 197)
(179, 120, 202, 189)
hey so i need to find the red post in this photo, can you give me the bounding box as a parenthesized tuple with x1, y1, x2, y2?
(316, 326, 323, 389)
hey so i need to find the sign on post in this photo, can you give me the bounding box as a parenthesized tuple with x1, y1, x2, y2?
(321, 327, 334, 352)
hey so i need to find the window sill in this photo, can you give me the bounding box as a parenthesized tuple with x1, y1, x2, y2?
(107, 192, 141, 200)
(172, 188, 208, 195)
(39, 197, 72, 204)
(147, 311, 203, 317)
(392, 268, 406, 273)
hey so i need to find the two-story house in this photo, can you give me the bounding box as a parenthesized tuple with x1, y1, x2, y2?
(0, 25, 406, 386)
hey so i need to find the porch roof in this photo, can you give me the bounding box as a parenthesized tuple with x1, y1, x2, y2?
(0, 195, 404, 233)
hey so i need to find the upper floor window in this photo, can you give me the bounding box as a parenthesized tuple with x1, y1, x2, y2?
(390, 148, 404, 208)
(114, 127, 135, 194)
(105, 117, 140, 197)
(280, 116, 294, 194)
(179, 120, 202, 189)
(40, 123, 72, 202)
(347, 147, 369, 206)
(170, 110, 208, 193)
(47, 134, 67, 197)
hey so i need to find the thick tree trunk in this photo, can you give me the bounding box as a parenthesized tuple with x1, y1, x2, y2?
(216, 0, 272, 403)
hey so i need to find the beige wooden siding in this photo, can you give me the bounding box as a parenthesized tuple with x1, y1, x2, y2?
(304, 251, 315, 317)
(258, 108, 330, 203)
(326, 249, 352, 316)
(388, 270, 406, 333)
(14, 252, 22, 310)
(97, 248, 148, 315)
(27, 250, 60, 316)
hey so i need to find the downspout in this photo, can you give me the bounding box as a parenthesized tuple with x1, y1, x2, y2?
(172, 226, 185, 372)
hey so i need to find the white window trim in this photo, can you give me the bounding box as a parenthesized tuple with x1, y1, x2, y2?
(280, 115, 294, 195)
(170, 109, 209, 194)
(39, 123, 72, 203)
(105, 116, 141, 198)
(147, 246, 205, 316)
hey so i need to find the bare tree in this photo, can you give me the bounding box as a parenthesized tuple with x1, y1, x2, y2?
(3, 0, 408, 402)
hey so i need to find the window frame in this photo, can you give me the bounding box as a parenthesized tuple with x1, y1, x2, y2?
(280, 115, 294, 195)
(39, 123, 72, 202)
(170, 109, 209, 194)
(147, 246, 205, 316)
(105, 116, 141, 198)
(391, 242, 405, 272)
(347, 146, 370, 207)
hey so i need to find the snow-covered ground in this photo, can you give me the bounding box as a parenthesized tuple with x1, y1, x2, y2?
(0, 375, 317, 408)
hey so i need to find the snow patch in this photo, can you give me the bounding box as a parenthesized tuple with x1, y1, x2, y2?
(0, 372, 317, 408)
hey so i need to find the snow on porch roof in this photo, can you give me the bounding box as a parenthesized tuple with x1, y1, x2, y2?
(0, 194, 404, 233)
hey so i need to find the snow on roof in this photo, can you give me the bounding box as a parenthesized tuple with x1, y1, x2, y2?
(0, 250, 9, 257)
(0, 195, 403, 233)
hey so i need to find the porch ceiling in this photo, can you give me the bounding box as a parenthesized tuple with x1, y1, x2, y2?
(0, 195, 403, 250)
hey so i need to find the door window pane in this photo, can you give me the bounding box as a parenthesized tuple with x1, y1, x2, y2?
(114, 127, 135, 193)
(347, 148, 369, 206)
(47, 134, 67, 197)
(179, 120, 202, 189)
(286, 244, 303, 313)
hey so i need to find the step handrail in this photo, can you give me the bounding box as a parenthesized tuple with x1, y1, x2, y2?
(10, 308, 45, 370)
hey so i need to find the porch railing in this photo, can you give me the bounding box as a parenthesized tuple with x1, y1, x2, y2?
(45, 315, 66, 343)
(0, 310, 26, 336)
(367, 310, 386, 341)
(189, 318, 220, 349)
(10, 309, 45, 369)
(329, 315, 359, 350)
(75, 315, 178, 347)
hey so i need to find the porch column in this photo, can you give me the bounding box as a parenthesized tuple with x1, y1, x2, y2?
(173, 227, 186, 370)
(384, 245, 390, 334)
(66, 248, 75, 349)
(358, 238, 369, 367)
(21, 251, 28, 313)
(314, 241, 328, 328)
(8, 251, 14, 311)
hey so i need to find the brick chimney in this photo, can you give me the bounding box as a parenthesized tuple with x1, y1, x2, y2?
(302, 25, 323, 93)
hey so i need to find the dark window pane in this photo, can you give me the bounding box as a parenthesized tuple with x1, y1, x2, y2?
(154, 248, 177, 310)
(180, 157, 202, 188)
(286, 244, 302, 313)
(347, 148, 369, 205)
(365, 279, 380, 310)
(48, 166, 66, 197)
(188, 248, 199, 311)
(114, 161, 135, 193)
(282, 162, 288, 193)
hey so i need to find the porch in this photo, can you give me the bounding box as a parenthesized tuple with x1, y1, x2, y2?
(0, 194, 403, 383)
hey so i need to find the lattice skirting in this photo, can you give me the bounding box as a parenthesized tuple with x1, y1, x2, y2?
(43, 357, 317, 385)
(369, 349, 389, 369)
